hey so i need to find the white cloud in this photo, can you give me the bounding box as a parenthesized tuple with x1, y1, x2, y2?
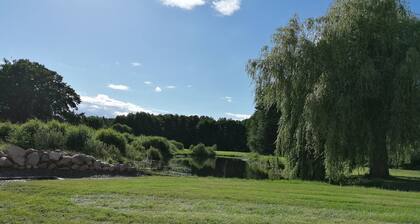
(212, 0, 240, 16)
(187, 84, 193, 88)
(108, 84, 129, 91)
(155, 86, 163, 92)
(131, 62, 142, 67)
(222, 96, 233, 103)
(144, 81, 153, 85)
(225, 112, 251, 121)
(166, 85, 176, 89)
(161, 0, 205, 10)
(79, 94, 161, 116)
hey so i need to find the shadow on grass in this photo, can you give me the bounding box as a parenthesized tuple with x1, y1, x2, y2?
(345, 175, 420, 192)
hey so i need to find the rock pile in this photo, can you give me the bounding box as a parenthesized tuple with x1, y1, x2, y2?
(0, 145, 136, 173)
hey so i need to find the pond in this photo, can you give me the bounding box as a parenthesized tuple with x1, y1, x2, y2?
(169, 156, 274, 179)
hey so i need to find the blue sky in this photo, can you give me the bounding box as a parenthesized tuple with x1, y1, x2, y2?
(1, 0, 419, 120)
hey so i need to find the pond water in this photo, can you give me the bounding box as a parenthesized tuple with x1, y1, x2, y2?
(170, 156, 269, 179)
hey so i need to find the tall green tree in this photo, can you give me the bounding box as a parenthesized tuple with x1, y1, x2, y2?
(248, 0, 420, 180)
(247, 104, 280, 155)
(0, 59, 80, 122)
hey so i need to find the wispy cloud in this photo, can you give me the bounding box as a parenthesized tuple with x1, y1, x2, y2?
(131, 62, 142, 67)
(144, 81, 153, 85)
(108, 84, 129, 91)
(225, 112, 250, 121)
(187, 84, 193, 88)
(222, 96, 233, 103)
(79, 94, 163, 117)
(160, 0, 205, 10)
(166, 85, 176, 89)
(212, 0, 241, 16)
(155, 86, 163, 92)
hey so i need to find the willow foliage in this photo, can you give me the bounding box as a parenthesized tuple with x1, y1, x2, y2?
(248, 0, 420, 181)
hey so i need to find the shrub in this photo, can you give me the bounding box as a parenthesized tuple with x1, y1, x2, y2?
(95, 129, 127, 154)
(169, 140, 184, 150)
(122, 133, 136, 144)
(84, 139, 123, 163)
(65, 125, 93, 152)
(111, 123, 133, 134)
(45, 120, 67, 135)
(191, 143, 216, 159)
(33, 127, 66, 150)
(147, 147, 163, 161)
(10, 119, 43, 149)
(135, 136, 173, 160)
(0, 122, 16, 141)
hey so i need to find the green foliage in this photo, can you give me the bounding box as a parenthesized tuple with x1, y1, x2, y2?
(65, 125, 93, 152)
(0, 122, 16, 141)
(248, 0, 420, 180)
(247, 104, 279, 155)
(111, 123, 133, 134)
(95, 129, 127, 154)
(191, 143, 216, 159)
(115, 112, 249, 152)
(134, 136, 173, 160)
(10, 119, 43, 149)
(33, 127, 66, 150)
(147, 147, 163, 161)
(0, 59, 80, 122)
(169, 140, 184, 150)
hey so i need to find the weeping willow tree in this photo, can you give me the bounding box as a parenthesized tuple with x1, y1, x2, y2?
(248, 0, 420, 180)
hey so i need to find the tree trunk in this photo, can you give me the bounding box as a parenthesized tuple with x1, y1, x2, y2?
(369, 128, 389, 178)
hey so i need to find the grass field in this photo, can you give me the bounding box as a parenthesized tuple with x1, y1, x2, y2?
(1, 174, 420, 224)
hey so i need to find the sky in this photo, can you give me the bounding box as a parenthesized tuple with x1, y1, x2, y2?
(1, 0, 420, 120)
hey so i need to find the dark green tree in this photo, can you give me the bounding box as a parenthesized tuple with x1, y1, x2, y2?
(247, 104, 280, 155)
(0, 59, 80, 122)
(248, 0, 420, 180)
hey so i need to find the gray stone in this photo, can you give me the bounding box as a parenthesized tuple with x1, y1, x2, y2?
(48, 163, 57, 170)
(93, 160, 102, 170)
(57, 156, 72, 167)
(71, 154, 87, 165)
(39, 152, 49, 162)
(0, 151, 6, 157)
(71, 164, 80, 170)
(49, 151, 62, 161)
(26, 151, 40, 167)
(6, 145, 26, 166)
(38, 163, 48, 169)
(79, 165, 89, 171)
(0, 157, 13, 168)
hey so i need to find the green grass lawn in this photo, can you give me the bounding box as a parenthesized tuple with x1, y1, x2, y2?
(1, 175, 420, 224)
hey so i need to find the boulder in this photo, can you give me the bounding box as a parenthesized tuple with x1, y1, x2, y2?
(71, 164, 80, 170)
(6, 145, 26, 166)
(71, 154, 86, 165)
(0, 151, 6, 157)
(57, 156, 72, 167)
(26, 151, 40, 167)
(39, 152, 49, 162)
(49, 151, 62, 161)
(93, 160, 102, 170)
(79, 165, 89, 171)
(48, 163, 57, 170)
(0, 157, 13, 168)
(38, 163, 48, 169)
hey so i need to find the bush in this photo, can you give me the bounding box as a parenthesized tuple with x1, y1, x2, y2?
(10, 119, 43, 149)
(0, 122, 16, 141)
(191, 143, 216, 159)
(111, 123, 133, 134)
(65, 125, 93, 152)
(147, 147, 163, 161)
(95, 129, 127, 154)
(135, 136, 173, 160)
(169, 140, 184, 150)
(33, 127, 66, 150)
(122, 133, 136, 144)
(84, 139, 123, 163)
